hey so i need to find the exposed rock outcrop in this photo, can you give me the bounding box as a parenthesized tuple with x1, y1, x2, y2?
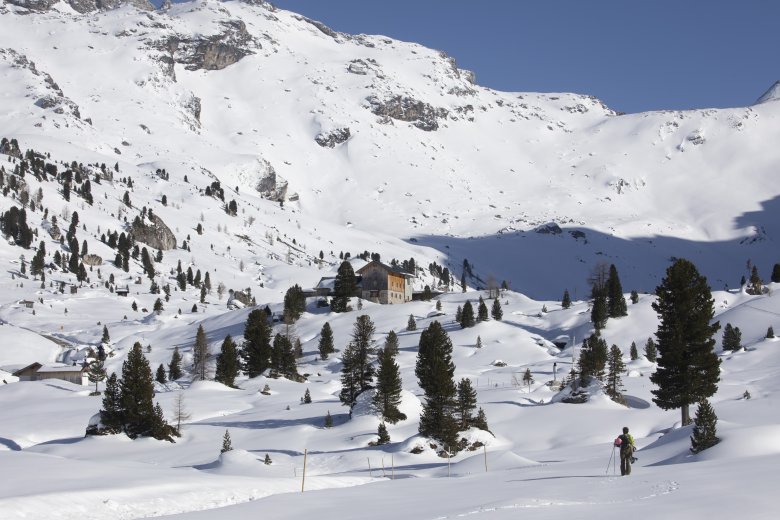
(255, 162, 288, 202)
(367, 95, 448, 131)
(163, 20, 259, 72)
(315, 128, 351, 148)
(7, 0, 154, 13)
(534, 222, 562, 235)
(130, 214, 176, 251)
(82, 254, 103, 266)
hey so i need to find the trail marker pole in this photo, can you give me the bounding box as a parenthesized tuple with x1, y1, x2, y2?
(483, 445, 488, 472)
(301, 448, 308, 492)
(391, 454, 395, 480)
(367, 457, 373, 477)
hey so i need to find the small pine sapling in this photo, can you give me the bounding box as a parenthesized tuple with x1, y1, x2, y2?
(376, 422, 390, 445)
(406, 314, 417, 331)
(690, 399, 719, 453)
(766, 326, 775, 339)
(324, 410, 333, 428)
(264, 454, 272, 465)
(629, 342, 638, 361)
(303, 388, 312, 404)
(221, 430, 233, 453)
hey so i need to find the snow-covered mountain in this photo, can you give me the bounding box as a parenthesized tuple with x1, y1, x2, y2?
(2, 3, 780, 519)
(1, 0, 779, 299)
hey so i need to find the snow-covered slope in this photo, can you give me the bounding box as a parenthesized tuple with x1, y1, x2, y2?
(1, 2, 780, 519)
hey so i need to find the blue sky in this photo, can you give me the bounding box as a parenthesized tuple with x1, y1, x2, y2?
(267, 0, 779, 113)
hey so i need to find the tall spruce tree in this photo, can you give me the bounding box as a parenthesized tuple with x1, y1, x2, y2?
(605, 345, 626, 401)
(318, 322, 335, 360)
(644, 337, 658, 362)
(99, 372, 123, 434)
(690, 399, 719, 453)
(460, 301, 475, 328)
(168, 347, 183, 381)
(491, 298, 503, 321)
(590, 293, 608, 331)
(373, 347, 406, 423)
(606, 264, 628, 317)
(561, 289, 572, 309)
(155, 364, 167, 384)
(772, 263, 780, 284)
(406, 313, 417, 331)
(215, 335, 239, 388)
(192, 325, 209, 381)
(120, 342, 177, 441)
(416, 321, 458, 450)
(331, 261, 356, 312)
(721, 323, 742, 351)
(350, 315, 376, 392)
(629, 341, 638, 361)
(283, 284, 306, 322)
(384, 330, 400, 357)
(578, 333, 608, 385)
(746, 266, 763, 295)
(650, 259, 721, 425)
(240, 309, 272, 377)
(339, 341, 361, 408)
(271, 333, 298, 380)
(477, 296, 489, 322)
(455, 378, 478, 430)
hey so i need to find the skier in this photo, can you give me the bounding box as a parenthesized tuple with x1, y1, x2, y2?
(616, 426, 636, 476)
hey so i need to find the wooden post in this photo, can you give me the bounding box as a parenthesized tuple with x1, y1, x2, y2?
(484, 444, 488, 472)
(301, 448, 307, 493)
(447, 450, 451, 477)
(367, 457, 373, 477)
(391, 454, 394, 480)
(381, 457, 386, 477)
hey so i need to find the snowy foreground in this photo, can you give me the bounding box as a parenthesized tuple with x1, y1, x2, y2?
(2, 286, 780, 519)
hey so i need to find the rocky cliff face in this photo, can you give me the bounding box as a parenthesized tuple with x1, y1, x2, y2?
(130, 214, 177, 251)
(7, 0, 155, 13)
(163, 20, 259, 72)
(367, 95, 448, 131)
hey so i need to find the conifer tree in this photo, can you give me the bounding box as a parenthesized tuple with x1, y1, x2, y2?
(591, 293, 608, 330)
(477, 296, 489, 322)
(578, 333, 608, 384)
(155, 364, 167, 384)
(455, 378, 478, 430)
(192, 325, 209, 381)
(606, 345, 626, 401)
(406, 313, 417, 331)
(455, 305, 462, 323)
(339, 342, 361, 408)
(460, 301, 475, 328)
(172, 391, 191, 435)
(607, 264, 628, 317)
(384, 330, 399, 357)
(561, 289, 572, 309)
(101, 325, 111, 344)
(629, 341, 638, 360)
(416, 321, 458, 450)
(87, 359, 106, 395)
(264, 454, 272, 465)
(271, 333, 299, 380)
(690, 399, 719, 453)
(318, 322, 335, 360)
(168, 347, 182, 381)
(491, 298, 503, 321)
(303, 388, 312, 404)
(767, 326, 775, 339)
(772, 263, 780, 284)
(644, 337, 658, 362)
(240, 309, 272, 377)
(630, 290, 639, 304)
(373, 347, 406, 423)
(376, 422, 390, 445)
(221, 430, 233, 453)
(472, 407, 489, 431)
(324, 410, 333, 428)
(283, 284, 306, 322)
(746, 266, 763, 295)
(215, 335, 239, 388)
(331, 261, 356, 312)
(99, 372, 123, 434)
(651, 259, 720, 425)
(476, 335, 482, 349)
(120, 343, 177, 441)
(721, 323, 742, 351)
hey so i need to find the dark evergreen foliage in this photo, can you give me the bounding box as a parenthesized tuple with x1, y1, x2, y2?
(767, 326, 775, 339)
(168, 347, 183, 381)
(690, 399, 719, 453)
(578, 333, 608, 384)
(303, 388, 312, 404)
(590, 293, 608, 330)
(561, 289, 571, 309)
(416, 321, 458, 449)
(283, 284, 306, 322)
(772, 263, 780, 284)
(192, 325, 209, 381)
(271, 333, 299, 380)
(324, 410, 333, 428)
(318, 322, 335, 360)
(406, 313, 417, 331)
(155, 364, 167, 384)
(240, 309, 272, 377)
(629, 342, 638, 360)
(460, 301, 475, 328)
(477, 296, 489, 322)
(746, 265, 763, 295)
(383, 330, 399, 357)
(606, 345, 626, 401)
(376, 422, 390, 445)
(644, 337, 658, 362)
(721, 323, 742, 352)
(630, 290, 639, 304)
(215, 335, 240, 388)
(490, 298, 503, 321)
(607, 264, 628, 317)
(373, 347, 406, 423)
(455, 378, 478, 430)
(99, 373, 123, 434)
(221, 430, 233, 453)
(331, 261, 357, 312)
(650, 259, 721, 425)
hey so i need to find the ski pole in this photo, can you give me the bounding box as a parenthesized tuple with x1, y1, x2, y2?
(605, 445, 615, 475)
